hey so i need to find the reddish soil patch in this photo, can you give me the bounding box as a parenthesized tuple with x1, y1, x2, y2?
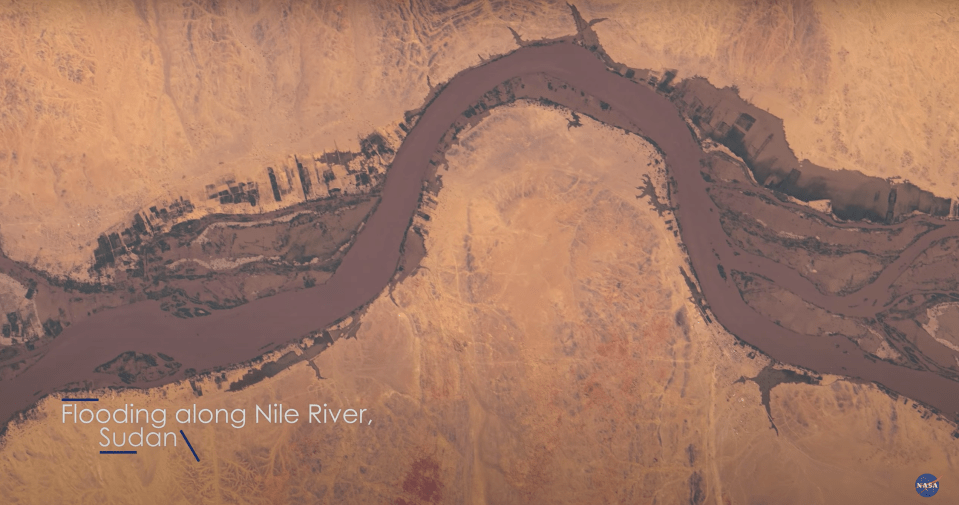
(395, 456, 443, 504)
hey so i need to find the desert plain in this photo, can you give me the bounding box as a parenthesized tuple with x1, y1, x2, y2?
(1, 1, 959, 504)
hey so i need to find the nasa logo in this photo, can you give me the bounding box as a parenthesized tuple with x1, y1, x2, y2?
(915, 474, 939, 497)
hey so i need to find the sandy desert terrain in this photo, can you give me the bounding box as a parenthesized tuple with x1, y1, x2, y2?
(1, 1, 959, 504)
(2, 104, 956, 504)
(2, 0, 959, 278)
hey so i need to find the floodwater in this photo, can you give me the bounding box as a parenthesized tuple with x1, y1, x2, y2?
(2, 42, 959, 427)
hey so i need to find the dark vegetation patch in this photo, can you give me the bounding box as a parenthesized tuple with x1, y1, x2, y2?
(94, 351, 182, 384)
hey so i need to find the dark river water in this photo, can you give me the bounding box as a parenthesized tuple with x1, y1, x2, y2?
(2, 42, 958, 427)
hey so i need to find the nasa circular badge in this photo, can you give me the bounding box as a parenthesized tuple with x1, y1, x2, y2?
(916, 474, 939, 497)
